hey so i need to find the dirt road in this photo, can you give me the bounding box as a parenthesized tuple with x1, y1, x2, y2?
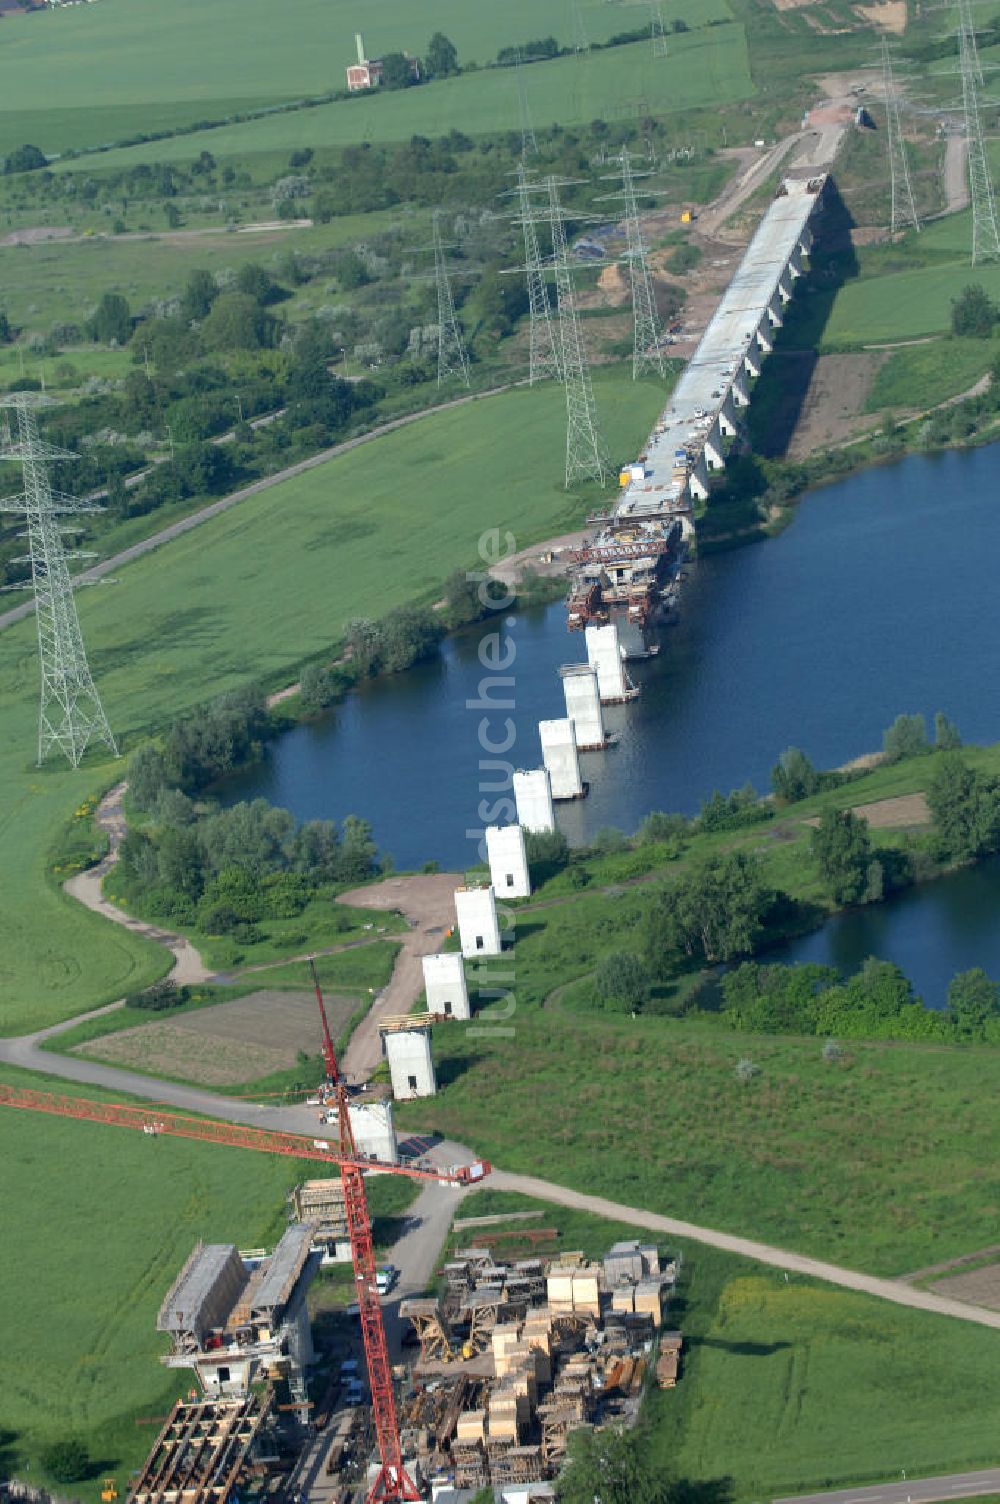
(337, 873, 462, 1082)
(944, 135, 970, 215)
(486, 1169, 1000, 1331)
(0, 383, 522, 635)
(62, 781, 211, 986)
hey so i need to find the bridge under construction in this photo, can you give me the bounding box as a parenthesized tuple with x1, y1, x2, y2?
(567, 173, 828, 652)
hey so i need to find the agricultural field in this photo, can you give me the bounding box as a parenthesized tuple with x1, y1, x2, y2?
(0, 1066, 416, 1494)
(30, 33, 754, 174)
(444, 1191, 1000, 1500)
(397, 835, 1000, 1274)
(0, 369, 667, 1036)
(0, 0, 742, 158)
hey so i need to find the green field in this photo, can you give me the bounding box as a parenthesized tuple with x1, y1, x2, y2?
(823, 260, 1000, 346)
(447, 1190, 1000, 1500)
(398, 835, 1000, 1274)
(34, 34, 752, 173)
(866, 335, 996, 412)
(0, 370, 667, 1036)
(0, 212, 399, 335)
(0, 0, 741, 157)
(0, 1068, 416, 1491)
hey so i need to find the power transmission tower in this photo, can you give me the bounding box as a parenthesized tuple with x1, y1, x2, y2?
(958, 1, 1000, 263)
(958, 0, 984, 85)
(651, 5, 669, 57)
(546, 177, 608, 487)
(514, 165, 563, 384)
(515, 52, 538, 158)
(431, 213, 470, 388)
(601, 148, 665, 379)
(882, 39, 919, 234)
(571, 1, 591, 53)
(0, 394, 117, 767)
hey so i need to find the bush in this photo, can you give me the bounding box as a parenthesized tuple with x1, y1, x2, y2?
(126, 979, 190, 1010)
(951, 283, 997, 338)
(593, 951, 650, 1011)
(41, 1438, 90, 1483)
(300, 662, 342, 713)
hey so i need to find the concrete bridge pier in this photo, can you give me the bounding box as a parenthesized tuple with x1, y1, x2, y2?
(703, 425, 726, 470)
(777, 271, 794, 303)
(755, 321, 773, 355)
(719, 393, 740, 437)
(689, 457, 710, 500)
(743, 346, 761, 379)
(767, 294, 784, 328)
(732, 372, 750, 406)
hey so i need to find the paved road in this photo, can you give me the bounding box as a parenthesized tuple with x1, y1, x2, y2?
(776, 1466, 1000, 1504)
(0, 382, 520, 634)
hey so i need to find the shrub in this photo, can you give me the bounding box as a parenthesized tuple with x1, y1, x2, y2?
(41, 1439, 90, 1483)
(126, 979, 190, 1010)
(593, 951, 650, 1011)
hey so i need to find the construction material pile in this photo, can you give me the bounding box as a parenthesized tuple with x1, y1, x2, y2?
(401, 1238, 683, 1490)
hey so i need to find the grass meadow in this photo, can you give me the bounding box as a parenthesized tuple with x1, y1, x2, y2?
(446, 1190, 1000, 1500)
(0, 370, 667, 1036)
(35, 34, 753, 173)
(0, 1066, 414, 1493)
(865, 336, 997, 413)
(0, 0, 744, 157)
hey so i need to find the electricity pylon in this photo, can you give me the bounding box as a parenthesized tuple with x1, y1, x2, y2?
(0, 394, 117, 767)
(958, 1, 1000, 263)
(546, 177, 608, 487)
(958, 0, 984, 85)
(514, 165, 563, 385)
(881, 40, 919, 234)
(431, 213, 470, 387)
(651, 5, 669, 57)
(571, 1, 591, 53)
(601, 148, 665, 379)
(514, 52, 538, 158)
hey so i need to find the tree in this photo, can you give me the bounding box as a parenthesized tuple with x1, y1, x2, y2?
(128, 742, 168, 811)
(926, 752, 1000, 861)
(4, 142, 47, 174)
(882, 712, 929, 763)
(426, 31, 459, 77)
(934, 710, 962, 750)
(646, 851, 772, 966)
(810, 806, 872, 904)
(88, 291, 132, 346)
(593, 951, 650, 1011)
(381, 51, 416, 89)
(946, 968, 1000, 1038)
(0, 308, 10, 343)
(557, 1428, 669, 1504)
(181, 268, 219, 323)
(200, 291, 278, 351)
(235, 261, 280, 305)
(41, 1438, 90, 1484)
(300, 662, 341, 713)
(951, 283, 996, 338)
(637, 810, 689, 845)
(771, 746, 820, 802)
(524, 827, 569, 881)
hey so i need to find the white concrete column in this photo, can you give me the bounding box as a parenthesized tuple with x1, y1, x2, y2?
(732, 372, 750, 406)
(513, 768, 555, 833)
(422, 952, 470, 1019)
(703, 425, 725, 470)
(454, 884, 502, 956)
(719, 395, 739, 437)
(788, 247, 804, 278)
(743, 346, 761, 379)
(585, 622, 628, 702)
(778, 272, 793, 303)
(688, 460, 710, 501)
(767, 294, 783, 327)
(756, 320, 773, 354)
(485, 824, 531, 899)
(385, 1029, 436, 1099)
(560, 663, 605, 749)
(539, 718, 584, 799)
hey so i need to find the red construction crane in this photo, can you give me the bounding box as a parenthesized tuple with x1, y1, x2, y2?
(0, 1026, 489, 1504)
(310, 955, 339, 1086)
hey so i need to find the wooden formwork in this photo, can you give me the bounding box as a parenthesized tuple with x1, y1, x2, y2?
(399, 1297, 455, 1364)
